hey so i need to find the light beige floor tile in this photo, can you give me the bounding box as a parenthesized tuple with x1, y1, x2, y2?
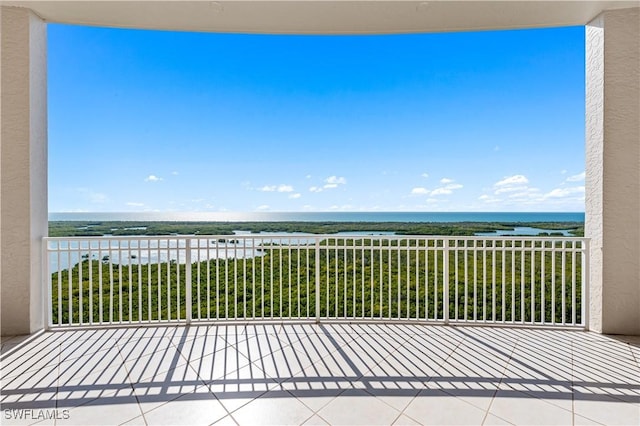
(573, 414, 606, 425)
(124, 347, 189, 383)
(402, 390, 487, 425)
(572, 395, 640, 425)
(141, 386, 228, 425)
(1, 344, 60, 380)
(317, 389, 401, 426)
(173, 334, 228, 362)
(488, 390, 573, 425)
(211, 414, 239, 425)
(252, 344, 313, 382)
(132, 362, 205, 412)
(375, 393, 422, 413)
(189, 346, 252, 382)
(57, 363, 133, 407)
(206, 364, 278, 413)
(230, 391, 314, 425)
(117, 337, 176, 362)
(482, 413, 514, 425)
(301, 414, 330, 425)
(119, 415, 147, 426)
(392, 414, 422, 425)
(59, 337, 119, 362)
(2, 363, 59, 396)
(57, 396, 143, 426)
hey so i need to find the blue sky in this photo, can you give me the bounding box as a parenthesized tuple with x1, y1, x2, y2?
(48, 25, 585, 213)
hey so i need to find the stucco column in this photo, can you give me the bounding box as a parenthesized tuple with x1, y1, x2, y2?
(586, 8, 639, 335)
(0, 6, 47, 335)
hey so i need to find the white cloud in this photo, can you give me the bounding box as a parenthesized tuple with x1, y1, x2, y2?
(171, 171, 179, 176)
(411, 187, 430, 195)
(421, 173, 429, 178)
(565, 171, 585, 182)
(258, 184, 294, 193)
(431, 187, 453, 196)
(145, 175, 163, 182)
(310, 175, 348, 191)
(412, 180, 463, 197)
(289, 193, 301, 199)
(495, 185, 529, 195)
(544, 186, 585, 198)
(256, 204, 270, 211)
(495, 175, 528, 187)
(494, 145, 501, 151)
(126, 202, 144, 207)
(277, 184, 294, 193)
(326, 176, 347, 185)
(305, 175, 312, 179)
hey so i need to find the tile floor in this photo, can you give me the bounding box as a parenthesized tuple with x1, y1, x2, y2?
(1, 324, 639, 425)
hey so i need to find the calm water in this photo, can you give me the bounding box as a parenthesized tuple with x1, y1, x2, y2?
(49, 211, 585, 223)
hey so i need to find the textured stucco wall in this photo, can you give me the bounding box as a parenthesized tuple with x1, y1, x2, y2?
(586, 7, 640, 335)
(0, 6, 47, 335)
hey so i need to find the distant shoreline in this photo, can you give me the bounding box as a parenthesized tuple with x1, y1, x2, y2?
(49, 211, 586, 223)
(49, 220, 584, 238)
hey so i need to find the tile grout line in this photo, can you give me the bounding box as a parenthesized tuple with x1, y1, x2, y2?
(393, 327, 467, 424)
(115, 333, 150, 426)
(479, 332, 521, 425)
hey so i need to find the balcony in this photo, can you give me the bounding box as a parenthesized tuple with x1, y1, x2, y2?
(2, 323, 639, 425)
(1, 1, 639, 424)
(3, 235, 638, 425)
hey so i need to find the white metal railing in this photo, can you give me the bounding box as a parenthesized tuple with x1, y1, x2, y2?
(43, 235, 589, 329)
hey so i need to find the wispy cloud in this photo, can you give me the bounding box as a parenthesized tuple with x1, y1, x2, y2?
(421, 172, 429, 178)
(544, 186, 585, 198)
(309, 176, 348, 192)
(495, 175, 528, 187)
(411, 187, 430, 195)
(289, 193, 301, 199)
(565, 171, 585, 182)
(411, 179, 463, 197)
(126, 202, 144, 207)
(479, 174, 584, 209)
(324, 176, 347, 189)
(258, 184, 294, 193)
(492, 174, 532, 195)
(145, 175, 163, 182)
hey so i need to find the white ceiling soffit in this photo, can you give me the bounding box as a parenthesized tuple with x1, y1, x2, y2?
(2, 1, 639, 34)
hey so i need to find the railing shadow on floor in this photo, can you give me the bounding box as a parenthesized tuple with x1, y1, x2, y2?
(1, 324, 638, 412)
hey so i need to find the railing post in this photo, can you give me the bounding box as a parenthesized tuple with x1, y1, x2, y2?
(443, 239, 450, 325)
(185, 238, 192, 325)
(42, 238, 51, 330)
(315, 237, 321, 324)
(582, 239, 590, 330)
